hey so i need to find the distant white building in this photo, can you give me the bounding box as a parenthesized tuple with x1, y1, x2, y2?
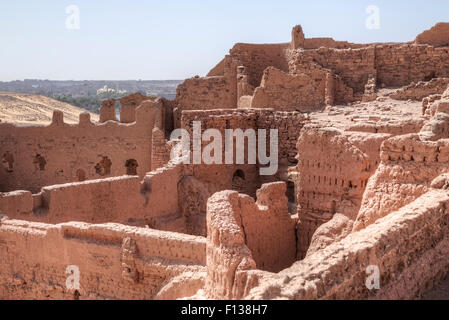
(96, 85, 127, 96)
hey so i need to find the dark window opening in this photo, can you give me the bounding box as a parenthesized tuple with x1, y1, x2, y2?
(2, 151, 14, 173)
(424, 71, 436, 82)
(232, 170, 246, 193)
(125, 159, 139, 175)
(76, 169, 86, 182)
(286, 181, 295, 203)
(33, 154, 47, 171)
(95, 156, 112, 176)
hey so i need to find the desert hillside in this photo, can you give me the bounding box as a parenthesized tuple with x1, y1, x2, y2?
(0, 91, 99, 125)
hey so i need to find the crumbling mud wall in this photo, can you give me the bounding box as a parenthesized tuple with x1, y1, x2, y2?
(299, 47, 376, 94)
(375, 44, 449, 88)
(389, 78, 449, 101)
(0, 176, 146, 225)
(181, 108, 308, 165)
(242, 187, 449, 300)
(293, 44, 449, 95)
(0, 101, 160, 193)
(205, 190, 259, 300)
(251, 67, 328, 111)
(415, 22, 449, 47)
(202, 183, 449, 300)
(295, 127, 390, 258)
(204, 183, 297, 298)
(0, 217, 206, 300)
(175, 55, 239, 111)
(176, 24, 449, 113)
(0, 162, 192, 232)
(293, 113, 428, 260)
(228, 43, 290, 88)
(291, 25, 364, 50)
(353, 134, 449, 231)
(175, 75, 237, 111)
(353, 94, 449, 232)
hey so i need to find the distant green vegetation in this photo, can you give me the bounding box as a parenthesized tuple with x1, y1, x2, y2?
(52, 91, 147, 114)
(53, 95, 103, 114)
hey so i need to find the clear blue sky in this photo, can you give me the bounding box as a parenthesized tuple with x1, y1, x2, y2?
(0, 0, 448, 81)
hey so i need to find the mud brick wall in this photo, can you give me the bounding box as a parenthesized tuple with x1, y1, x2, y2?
(300, 47, 376, 93)
(181, 108, 308, 165)
(228, 43, 290, 88)
(389, 78, 449, 101)
(244, 188, 449, 300)
(251, 67, 327, 111)
(205, 183, 297, 298)
(0, 103, 159, 194)
(0, 163, 188, 230)
(375, 44, 449, 87)
(295, 128, 390, 258)
(0, 218, 206, 299)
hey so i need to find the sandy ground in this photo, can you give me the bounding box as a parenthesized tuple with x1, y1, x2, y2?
(0, 91, 99, 125)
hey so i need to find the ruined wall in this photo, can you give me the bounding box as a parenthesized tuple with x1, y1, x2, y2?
(353, 98, 449, 232)
(353, 133, 449, 231)
(0, 218, 206, 299)
(251, 67, 327, 111)
(181, 108, 308, 165)
(142, 163, 183, 224)
(205, 190, 258, 299)
(175, 56, 238, 111)
(239, 183, 297, 272)
(244, 187, 449, 300)
(118, 93, 151, 123)
(204, 183, 297, 298)
(303, 38, 364, 50)
(415, 22, 449, 47)
(0, 176, 145, 225)
(228, 43, 290, 88)
(375, 44, 449, 88)
(291, 25, 362, 50)
(175, 76, 236, 111)
(0, 160, 192, 234)
(299, 47, 376, 93)
(180, 109, 261, 197)
(151, 128, 172, 171)
(290, 43, 449, 97)
(174, 23, 449, 114)
(175, 43, 290, 112)
(0, 102, 159, 193)
(295, 127, 389, 258)
(389, 78, 449, 101)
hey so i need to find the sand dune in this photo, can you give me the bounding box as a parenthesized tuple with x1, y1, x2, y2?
(0, 91, 99, 125)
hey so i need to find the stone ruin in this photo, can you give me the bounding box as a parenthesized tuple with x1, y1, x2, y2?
(2, 23, 449, 299)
